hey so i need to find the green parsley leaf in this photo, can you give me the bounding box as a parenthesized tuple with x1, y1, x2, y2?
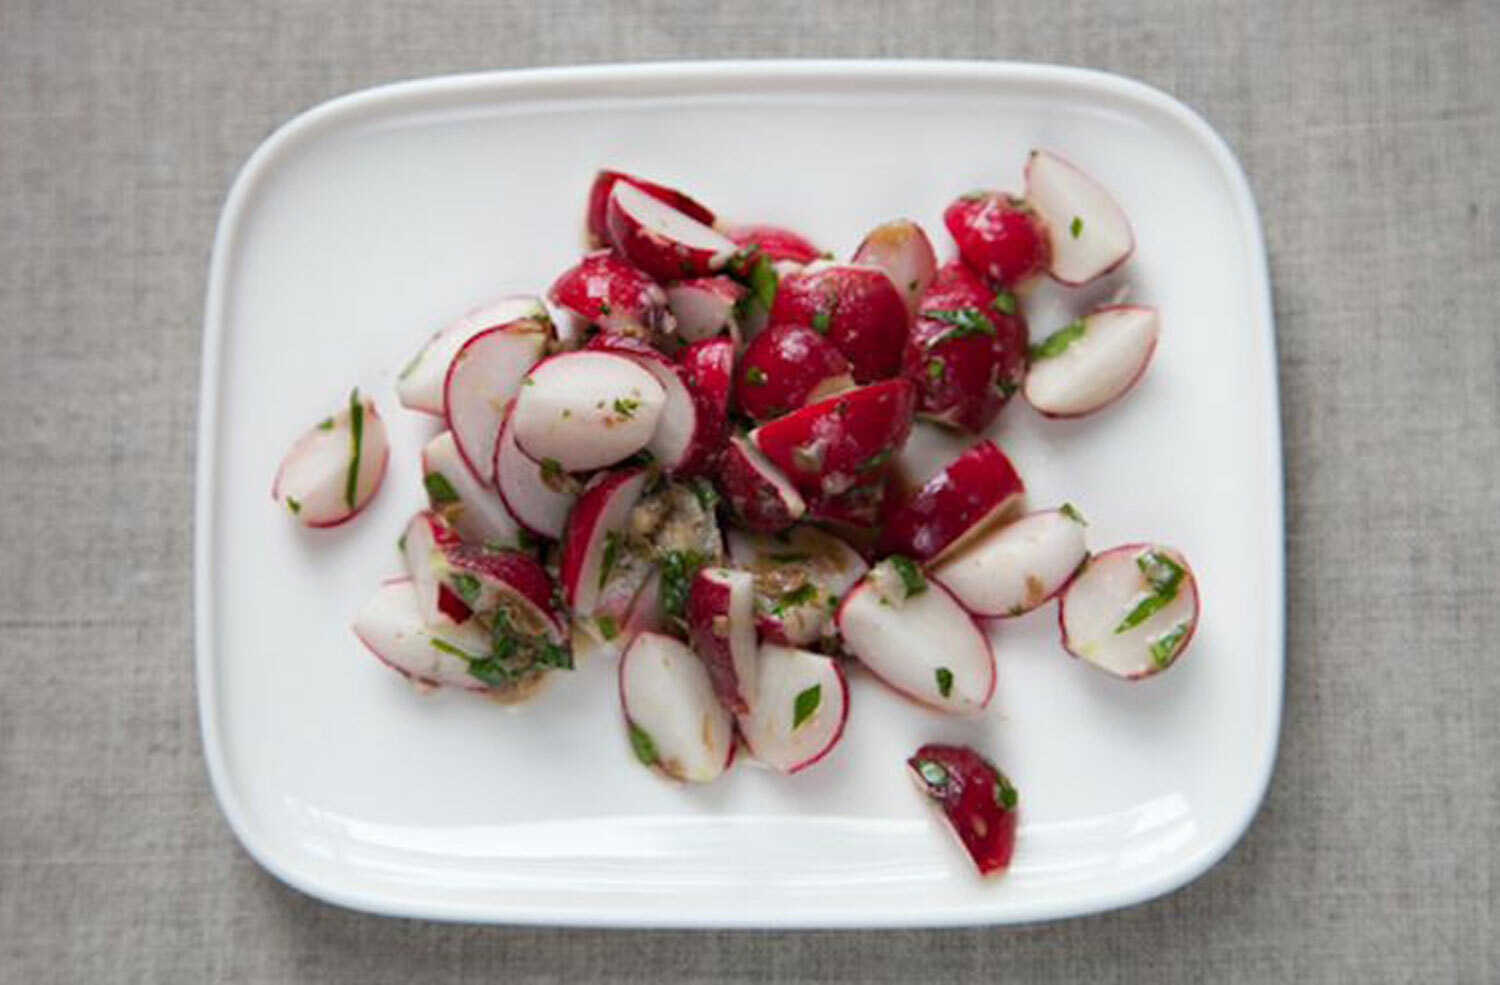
(792, 684, 822, 729)
(423, 471, 460, 505)
(745, 366, 768, 385)
(534, 639, 573, 671)
(597, 300, 612, 316)
(810, 309, 831, 334)
(1114, 550, 1186, 633)
(993, 773, 1019, 810)
(397, 532, 407, 553)
(658, 549, 707, 627)
(915, 758, 949, 792)
(927, 357, 945, 381)
(1031, 318, 1087, 360)
(428, 637, 476, 660)
(748, 254, 778, 311)
(772, 582, 820, 615)
(613, 396, 640, 419)
(1149, 621, 1190, 668)
(691, 478, 719, 514)
(450, 573, 481, 607)
(596, 614, 619, 641)
(1060, 502, 1087, 526)
(1070, 216, 1084, 239)
(995, 376, 1018, 399)
(285, 496, 301, 514)
(539, 457, 565, 487)
(924, 307, 995, 345)
(888, 555, 927, 597)
(992, 289, 1017, 316)
(935, 666, 953, 698)
(628, 723, 659, 766)
(599, 530, 622, 591)
(344, 389, 364, 511)
(317, 417, 335, 431)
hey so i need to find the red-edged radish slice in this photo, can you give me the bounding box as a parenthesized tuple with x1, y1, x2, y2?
(396, 295, 548, 416)
(837, 559, 995, 714)
(726, 526, 867, 646)
(585, 335, 700, 473)
(685, 567, 758, 714)
(876, 440, 1026, 563)
(769, 263, 910, 383)
(511, 351, 665, 472)
(442, 319, 551, 484)
(437, 545, 566, 641)
(549, 250, 675, 341)
(1024, 305, 1160, 418)
(739, 644, 849, 774)
(1025, 150, 1135, 285)
(421, 431, 524, 548)
(674, 336, 734, 476)
(934, 507, 1090, 618)
(851, 219, 937, 313)
(665, 276, 745, 343)
(884, 420, 981, 519)
(558, 467, 651, 616)
(272, 390, 389, 528)
(719, 434, 806, 532)
(1059, 543, 1199, 679)
(492, 401, 576, 541)
(736, 323, 854, 423)
(606, 181, 738, 282)
(352, 578, 497, 692)
(907, 743, 1019, 875)
(942, 192, 1050, 287)
(586, 170, 715, 247)
(619, 632, 735, 783)
(402, 510, 471, 626)
(726, 224, 823, 265)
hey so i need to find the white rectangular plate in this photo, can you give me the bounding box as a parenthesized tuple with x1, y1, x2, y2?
(196, 61, 1283, 927)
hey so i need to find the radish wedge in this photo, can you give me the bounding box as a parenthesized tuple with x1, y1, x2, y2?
(942, 192, 1049, 287)
(511, 352, 666, 472)
(421, 431, 525, 549)
(934, 507, 1090, 618)
(851, 219, 937, 314)
(719, 434, 806, 532)
(442, 319, 551, 484)
(837, 559, 995, 714)
(558, 468, 651, 616)
(402, 510, 471, 626)
(666, 277, 744, 343)
(769, 263, 910, 383)
(272, 389, 389, 528)
(685, 567, 758, 714)
(396, 295, 547, 415)
(436, 545, 566, 643)
(619, 632, 735, 783)
(876, 440, 1026, 563)
(1059, 543, 1199, 679)
(908, 743, 1019, 876)
(585, 335, 701, 473)
(1024, 305, 1160, 418)
(739, 645, 849, 774)
(352, 578, 497, 691)
(606, 181, 738, 282)
(726, 525, 867, 646)
(1025, 150, 1135, 285)
(674, 336, 734, 476)
(736, 323, 853, 424)
(586, 170, 715, 246)
(492, 402, 576, 540)
(549, 250, 674, 341)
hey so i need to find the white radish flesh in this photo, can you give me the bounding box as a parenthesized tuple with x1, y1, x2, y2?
(397, 295, 547, 415)
(272, 391, 389, 528)
(352, 578, 494, 691)
(665, 277, 744, 343)
(421, 431, 525, 548)
(1059, 543, 1198, 679)
(685, 568, 759, 714)
(511, 352, 665, 472)
(934, 508, 1089, 618)
(1024, 305, 1160, 418)
(493, 403, 576, 540)
(726, 526, 867, 646)
(619, 632, 735, 783)
(1025, 150, 1135, 285)
(443, 321, 550, 483)
(739, 644, 849, 774)
(402, 511, 469, 627)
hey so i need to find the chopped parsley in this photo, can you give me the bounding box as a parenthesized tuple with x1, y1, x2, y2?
(924, 307, 995, 347)
(1114, 550, 1187, 633)
(613, 397, 640, 419)
(927, 357, 945, 381)
(747, 253, 778, 311)
(423, 472, 460, 505)
(596, 614, 619, 641)
(597, 300, 613, 316)
(1149, 621, 1190, 668)
(464, 609, 572, 686)
(1070, 216, 1084, 238)
(995, 376, 1018, 399)
(745, 366, 768, 386)
(792, 684, 822, 729)
(285, 496, 301, 515)
(993, 773, 1019, 810)
(935, 666, 954, 698)
(344, 389, 364, 511)
(888, 555, 927, 597)
(317, 417, 335, 431)
(914, 758, 949, 792)
(540, 457, 565, 485)
(772, 581, 820, 615)
(428, 637, 476, 660)
(810, 309, 831, 334)
(658, 549, 707, 628)
(450, 572, 481, 607)
(992, 289, 1017, 316)
(628, 723, 658, 766)
(1031, 318, 1087, 360)
(599, 530, 623, 591)
(1060, 502, 1087, 526)
(691, 477, 719, 513)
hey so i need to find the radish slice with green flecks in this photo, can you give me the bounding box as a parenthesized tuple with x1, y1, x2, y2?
(352, 577, 495, 692)
(492, 401, 576, 541)
(1025, 149, 1135, 286)
(401, 510, 471, 627)
(619, 631, 735, 783)
(738, 643, 849, 774)
(511, 351, 666, 472)
(934, 507, 1090, 618)
(1058, 542, 1199, 679)
(396, 295, 548, 416)
(272, 389, 389, 528)
(443, 318, 552, 484)
(606, 181, 738, 282)
(421, 431, 525, 549)
(1024, 305, 1159, 418)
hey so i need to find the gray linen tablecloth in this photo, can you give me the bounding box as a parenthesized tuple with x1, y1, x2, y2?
(2, 0, 1496, 980)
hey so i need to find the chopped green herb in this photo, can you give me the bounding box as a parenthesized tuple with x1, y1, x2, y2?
(767, 552, 810, 564)
(1149, 621, 1190, 668)
(534, 639, 573, 671)
(915, 758, 949, 791)
(423, 472, 460, 505)
(540, 458, 564, 483)
(285, 496, 301, 515)
(691, 477, 720, 513)
(745, 366, 768, 386)
(522, 376, 535, 386)
(344, 389, 364, 511)
(772, 581, 820, 615)
(927, 357, 946, 381)
(428, 637, 476, 660)
(792, 684, 822, 729)
(658, 549, 707, 627)
(888, 555, 927, 597)
(1060, 502, 1087, 525)
(995, 376, 1018, 399)
(596, 614, 619, 641)
(613, 396, 640, 419)
(599, 530, 623, 591)
(317, 417, 335, 431)
(747, 253, 778, 311)
(993, 773, 1019, 810)
(1031, 318, 1087, 360)
(628, 723, 659, 766)
(855, 447, 892, 472)
(1114, 550, 1186, 633)
(992, 289, 1017, 316)
(1070, 216, 1084, 239)
(810, 309, 831, 334)
(597, 300, 613, 316)
(924, 307, 995, 346)
(450, 572, 481, 607)
(397, 532, 407, 553)
(935, 666, 954, 698)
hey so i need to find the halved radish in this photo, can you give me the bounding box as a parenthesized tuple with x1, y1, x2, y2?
(934, 507, 1090, 618)
(511, 351, 665, 472)
(558, 467, 651, 616)
(396, 295, 547, 415)
(876, 440, 1026, 563)
(585, 170, 715, 247)
(837, 559, 995, 714)
(942, 192, 1050, 287)
(352, 578, 497, 692)
(436, 544, 566, 642)
(491, 401, 577, 540)
(1024, 305, 1160, 418)
(665, 276, 744, 343)
(769, 263, 910, 383)
(1025, 150, 1135, 285)
(442, 318, 551, 484)
(884, 420, 980, 522)
(674, 336, 734, 476)
(685, 567, 758, 714)
(726, 224, 823, 265)
(1059, 543, 1199, 679)
(272, 389, 389, 528)
(726, 525, 867, 646)
(402, 510, 471, 626)
(907, 743, 1019, 876)
(605, 181, 738, 282)
(421, 431, 524, 548)
(735, 323, 854, 423)
(719, 434, 806, 532)
(739, 644, 849, 774)
(619, 632, 735, 783)
(585, 335, 702, 473)
(851, 219, 937, 313)
(549, 250, 675, 341)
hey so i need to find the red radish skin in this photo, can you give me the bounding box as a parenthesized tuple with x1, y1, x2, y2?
(876, 440, 1026, 563)
(1025, 150, 1135, 286)
(619, 632, 735, 783)
(935, 508, 1090, 618)
(605, 181, 738, 282)
(943, 192, 1050, 287)
(511, 351, 666, 472)
(1058, 543, 1199, 680)
(422, 431, 525, 549)
(727, 526, 867, 647)
(675, 336, 735, 475)
(851, 219, 938, 313)
(769, 264, 910, 383)
(718, 435, 806, 533)
(685, 567, 759, 715)
(584, 334, 706, 474)
(586, 170, 715, 247)
(402, 510, 470, 628)
(738, 645, 849, 774)
(352, 578, 496, 692)
(665, 276, 745, 343)
(442, 319, 552, 484)
(1024, 305, 1160, 419)
(558, 467, 651, 616)
(549, 250, 674, 341)
(438, 544, 566, 641)
(726, 224, 824, 265)
(908, 743, 1019, 876)
(736, 323, 854, 423)
(272, 392, 389, 528)
(396, 295, 547, 416)
(492, 401, 577, 540)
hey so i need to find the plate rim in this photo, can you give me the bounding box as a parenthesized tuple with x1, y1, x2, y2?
(194, 58, 1285, 928)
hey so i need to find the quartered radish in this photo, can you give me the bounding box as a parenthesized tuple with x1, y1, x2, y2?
(549, 250, 675, 341)
(837, 558, 995, 714)
(1059, 543, 1198, 679)
(1024, 305, 1160, 418)
(851, 218, 937, 313)
(421, 431, 525, 549)
(402, 510, 471, 626)
(435, 545, 566, 640)
(685, 567, 758, 714)
(619, 632, 735, 783)
(492, 402, 577, 540)
(675, 336, 734, 476)
(396, 295, 548, 415)
(769, 263, 910, 383)
(736, 323, 854, 423)
(942, 192, 1050, 287)
(606, 181, 738, 282)
(907, 743, 1019, 875)
(511, 351, 666, 472)
(727, 525, 867, 647)
(352, 578, 498, 692)
(585, 335, 701, 473)
(739, 644, 849, 774)
(586, 170, 715, 247)
(442, 318, 552, 484)
(272, 389, 389, 528)
(726, 223, 823, 266)
(876, 440, 1026, 563)
(718, 434, 806, 533)
(665, 276, 744, 343)
(934, 506, 1090, 618)
(1025, 149, 1135, 285)
(886, 420, 981, 511)
(558, 467, 651, 617)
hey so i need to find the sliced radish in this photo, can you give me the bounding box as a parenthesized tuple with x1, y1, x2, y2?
(619, 632, 735, 783)
(585, 335, 701, 473)
(851, 219, 937, 313)
(1024, 305, 1160, 418)
(1059, 543, 1199, 679)
(665, 276, 745, 343)
(402, 510, 471, 627)
(395, 295, 547, 415)
(942, 192, 1050, 286)
(769, 263, 910, 383)
(442, 319, 551, 484)
(876, 440, 1026, 563)
(1025, 149, 1135, 285)
(421, 431, 524, 548)
(884, 420, 980, 521)
(726, 224, 823, 265)
(907, 743, 1019, 876)
(511, 351, 666, 472)
(726, 525, 867, 647)
(837, 559, 995, 714)
(436, 544, 566, 641)
(605, 181, 738, 282)
(352, 578, 498, 692)
(558, 467, 650, 616)
(674, 336, 734, 476)
(549, 250, 675, 341)
(719, 434, 806, 533)
(586, 170, 715, 247)
(735, 323, 854, 423)
(935, 507, 1090, 618)
(272, 389, 389, 528)
(492, 401, 577, 540)
(739, 644, 849, 774)
(685, 567, 758, 714)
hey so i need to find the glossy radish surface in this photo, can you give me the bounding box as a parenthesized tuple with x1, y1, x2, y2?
(674, 336, 734, 476)
(549, 250, 674, 341)
(586, 170, 715, 247)
(353, 578, 497, 692)
(585, 335, 702, 473)
(942, 192, 1050, 287)
(396, 295, 547, 415)
(935, 507, 1090, 618)
(1059, 543, 1198, 679)
(726, 224, 823, 265)
(718, 435, 806, 533)
(1025, 305, 1159, 418)
(739, 644, 848, 774)
(273, 389, 389, 528)
(665, 276, 744, 343)
(851, 219, 937, 313)
(736, 323, 853, 423)
(769, 263, 910, 383)
(1025, 149, 1134, 285)
(421, 431, 524, 549)
(619, 632, 735, 783)
(492, 401, 577, 540)
(443, 319, 551, 484)
(511, 351, 666, 472)
(908, 743, 1019, 875)
(606, 181, 738, 282)
(559, 467, 650, 616)
(727, 525, 867, 647)
(685, 567, 758, 714)
(877, 440, 1026, 563)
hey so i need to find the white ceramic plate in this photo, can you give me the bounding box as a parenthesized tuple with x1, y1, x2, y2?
(196, 61, 1282, 927)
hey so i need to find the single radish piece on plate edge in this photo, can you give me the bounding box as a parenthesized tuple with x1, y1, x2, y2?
(396, 295, 548, 415)
(908, 743, 1019, 876)
(942, 191, 1050, 287)
(876, 439, 1026, 564)
(511, 351, 666, 472)
(685, 567, 759, 714)
(736, 323, 854, 423)
(769, 263, 910, 383)
(1024, 305, 1160, 418)
(619, 632, 735, 783)
(273, 389, 389, 528)
(558, 467, 652, 617)
(739, 644, 849, 774)
(605, 181, 738, 282)
(492, 401, 578, 541)
(718, 434, 806, 533)
(1025, 149, 1135, 285)
(421, 431, 526, 549)
(585, 170, 715, 247)
(442, 317, 552, 484)
(674, 336, 734, 475)
(851, 218, 937, 313)
(549, 250, 675, 342)
(934, 506, 1090, 618)
(727, 525, 867, 647)
(665, 276, 745, 343)
(1058, 543, 1199, 679)
(401, 510, 472, 627)
(585, 334, 704, 474)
